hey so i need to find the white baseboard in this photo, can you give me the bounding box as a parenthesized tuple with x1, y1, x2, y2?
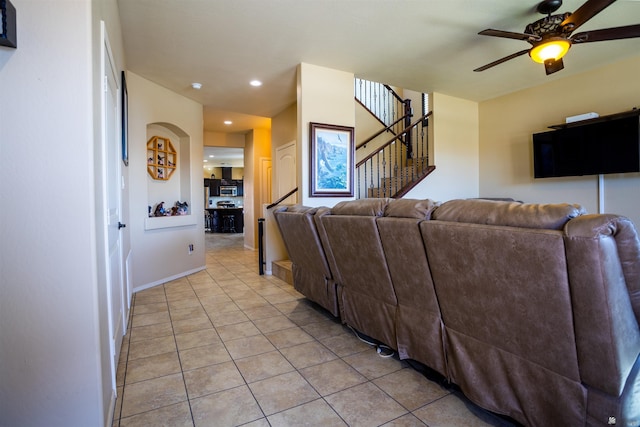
(133, 265, 206, 293)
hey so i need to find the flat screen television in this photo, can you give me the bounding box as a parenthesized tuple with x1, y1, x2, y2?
(533, 113, 640, 178)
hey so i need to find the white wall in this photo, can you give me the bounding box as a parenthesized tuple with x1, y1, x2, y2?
(297, 63, 356, 207)
(406, 92, 480, 202)
(0, 0, 124, 425)
(127, 72, 206, 290)
(479, 55, 640, 226)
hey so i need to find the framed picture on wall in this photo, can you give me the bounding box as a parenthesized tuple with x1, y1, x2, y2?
(121, 71, 129, 166)
(309, 122, 354, 197)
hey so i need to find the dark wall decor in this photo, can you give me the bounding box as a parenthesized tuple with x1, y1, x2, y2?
(121, 71, 128, 166)
(0, 0, 17, 48)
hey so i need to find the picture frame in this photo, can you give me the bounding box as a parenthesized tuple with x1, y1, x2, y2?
(309, 122, 354, 197)
(0, 0, 17, 48)
(121, 70, 129, 166)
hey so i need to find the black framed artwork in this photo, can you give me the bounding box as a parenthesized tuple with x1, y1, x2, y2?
(309, 122, 354, 197)
(0, 0, 17, 48)
(121, 71, 128, 166)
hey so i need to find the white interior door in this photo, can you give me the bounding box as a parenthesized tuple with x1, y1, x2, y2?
(275, 141, 296, 204)
(104, 34, 124, 382)
(260, 157, 273, 206)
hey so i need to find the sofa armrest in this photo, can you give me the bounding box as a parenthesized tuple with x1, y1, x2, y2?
(564, 214, 640, 395)
(565, 214, 640, 324)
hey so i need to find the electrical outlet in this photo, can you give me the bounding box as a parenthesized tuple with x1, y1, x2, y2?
(188, 244, 194, 254)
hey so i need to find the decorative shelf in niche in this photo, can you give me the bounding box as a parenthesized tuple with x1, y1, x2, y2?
(147, 136, 177, 180)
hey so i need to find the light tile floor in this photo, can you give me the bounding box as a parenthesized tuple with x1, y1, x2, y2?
(113, 233, 519, 427)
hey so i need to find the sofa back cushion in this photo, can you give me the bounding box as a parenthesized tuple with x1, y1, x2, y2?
(320, 199, 397, 347)
(421, 220, 585, 425)
(273, 207, 330, 280)
(273, 207, 340, 316)
(377, 208, 446, 374)
(432, 199, 585, 230)
(421, 221, 580, 378)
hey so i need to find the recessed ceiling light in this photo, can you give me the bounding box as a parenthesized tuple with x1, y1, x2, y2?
(209, 155, 215, 158)
(224, 120, 232, 125)
(249, 80, 262, 87)
(191, 82, 202, 90)
(203, 159, 208, 163)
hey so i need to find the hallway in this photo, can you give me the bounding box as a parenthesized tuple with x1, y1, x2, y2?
(112, 233, 517, 426)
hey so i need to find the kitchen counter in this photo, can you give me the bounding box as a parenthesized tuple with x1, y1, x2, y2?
(206, 208, 243, 233)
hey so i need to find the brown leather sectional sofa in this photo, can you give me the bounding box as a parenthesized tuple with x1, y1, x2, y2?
(273, 198, 640, 427)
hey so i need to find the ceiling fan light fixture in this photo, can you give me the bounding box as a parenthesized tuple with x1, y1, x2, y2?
(529, 38, 571, 63)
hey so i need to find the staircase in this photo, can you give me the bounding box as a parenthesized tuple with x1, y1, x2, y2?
(355, 79, 433, 199)
(368, 156, 432, 198)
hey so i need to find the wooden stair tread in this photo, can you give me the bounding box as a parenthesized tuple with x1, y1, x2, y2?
(272, 260, 293, 286)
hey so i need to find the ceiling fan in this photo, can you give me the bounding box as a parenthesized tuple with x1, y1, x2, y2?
(474, 0, 640, 75)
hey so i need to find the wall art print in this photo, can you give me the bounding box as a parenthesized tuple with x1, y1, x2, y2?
(309, 122, 354, 197)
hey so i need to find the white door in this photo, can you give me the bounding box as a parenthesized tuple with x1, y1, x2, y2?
(260, 157, 273, 206)
(104, 33, 124, 382)
(275, 141, 296, 204)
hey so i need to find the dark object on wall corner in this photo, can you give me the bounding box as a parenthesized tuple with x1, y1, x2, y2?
(533, 110, 640, 178)
(0, 0, 17, 48)
(221, 167, 232, 180)
(121, 71, 128, 166)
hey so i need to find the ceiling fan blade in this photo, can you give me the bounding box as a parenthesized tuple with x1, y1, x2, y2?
(474, 49, 530, 72)
(571, 24, 640, 43)
(561, 0, 617, 32)
(478, 29, 541, 41)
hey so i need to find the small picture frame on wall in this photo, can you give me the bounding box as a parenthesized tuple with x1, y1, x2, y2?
(121, 71, 129, 166)
(309, 122, 354, 197)
(0, 0, 17, 48)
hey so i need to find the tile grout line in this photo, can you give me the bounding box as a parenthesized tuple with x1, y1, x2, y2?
(163, 281, 199, 427)
(189, 266, 269, 425)
(111, 292, 135, 427)
(116, 234, 470, 427)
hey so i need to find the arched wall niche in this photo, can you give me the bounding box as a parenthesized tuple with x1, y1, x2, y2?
(145, 122, 194, 229)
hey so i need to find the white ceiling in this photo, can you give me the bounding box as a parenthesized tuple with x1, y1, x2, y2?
(118, 0, 640, 136)
(203, 147, 244, 171)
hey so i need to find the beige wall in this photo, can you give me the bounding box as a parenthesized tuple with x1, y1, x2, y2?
(204, 131, 245, 147)
(1, 0, 127, 425)
(355, 101, 390, 161)
(271, 103, 297, 203)
(297, 63, 356, 207)
(406, 92, 480, 202)
(243, 128, 272, 249)
(272, 103, 297, 151)
(127, 72, 206, 289)
(479, 55, 640, 226)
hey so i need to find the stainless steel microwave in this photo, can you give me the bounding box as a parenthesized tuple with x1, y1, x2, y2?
(220, 186, 237, 197)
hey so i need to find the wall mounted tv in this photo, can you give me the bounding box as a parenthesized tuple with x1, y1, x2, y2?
(533, 110, 640, 179)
